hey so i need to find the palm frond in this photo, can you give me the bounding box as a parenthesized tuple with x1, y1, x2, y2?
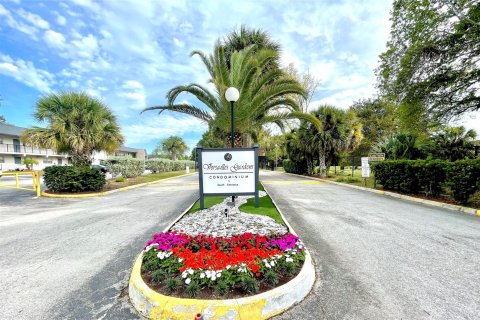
(142, 104, 213, 123)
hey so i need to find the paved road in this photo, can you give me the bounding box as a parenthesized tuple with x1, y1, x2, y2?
(0, 174, 198, 320)
(262, 171, 480, 320)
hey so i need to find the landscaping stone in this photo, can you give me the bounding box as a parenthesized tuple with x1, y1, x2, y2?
(171, 192, 288, 236)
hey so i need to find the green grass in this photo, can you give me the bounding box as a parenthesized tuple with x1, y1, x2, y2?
(187, 182, 285, 225)
(136, 170, 191, 183)
(327, 166, 378, 188)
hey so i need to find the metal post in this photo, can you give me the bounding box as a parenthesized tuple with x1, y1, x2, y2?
(351, 156, 354, 177)
(36, 172, 41, 197)
(254, 145, 259, 208)
(230, 101, 235, 204)
(197, 146, 204, 209)
(15, 173, 19, 188)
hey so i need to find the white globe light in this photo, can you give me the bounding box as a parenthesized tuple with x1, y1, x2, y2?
(225, 87, 240, 102)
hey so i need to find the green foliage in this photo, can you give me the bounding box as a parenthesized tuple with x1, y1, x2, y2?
(43, 166, 106, 193)
(373, 159, 480, 203)
(104, 156, 144, 178)
(20, 91, 123, 167)
(376, 132, 426, 160)
(152, 270, 166, 283)
(115, 177, 126, 182)
(429, 126, 477, 161)
(283, 159, 307, 174)
(143, 27, 308, 147)
(145, 158, 194, 173)
(446, 159, 480, 204)
(336, 177, 361, 184)
(377, 0, 480, 123)
(154, 136, 188, 161)
(239, 275, 259, 294)
(215, 280, 229, 296)
(22, 157, 39, 170)
(185, 280, 200, 297)
(165, 277, 181, 293)
(349, 98, 397, 155)
(264, 270, 279, 286)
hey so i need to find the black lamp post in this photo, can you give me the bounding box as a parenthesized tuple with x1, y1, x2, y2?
(225, 87, 240, 203)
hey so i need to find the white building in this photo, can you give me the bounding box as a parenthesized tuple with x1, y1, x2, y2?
(0, 123, 146, 171)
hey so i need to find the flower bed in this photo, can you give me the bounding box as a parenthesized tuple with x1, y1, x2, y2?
(141, 231, 305, 299)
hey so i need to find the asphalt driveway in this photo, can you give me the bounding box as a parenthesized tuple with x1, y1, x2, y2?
(0, 174, 198, 320)
(262, 171, 480, 320)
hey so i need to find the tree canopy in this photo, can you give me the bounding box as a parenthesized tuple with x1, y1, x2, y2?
(21, 91, 124, 166)
(377, 0, 480, 124)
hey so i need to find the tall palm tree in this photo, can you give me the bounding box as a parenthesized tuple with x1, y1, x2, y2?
(306, 105, 362, 176)
(161, 136, 188, 161)
(143, 44, 311, 146)
(21, 91, 124, 166)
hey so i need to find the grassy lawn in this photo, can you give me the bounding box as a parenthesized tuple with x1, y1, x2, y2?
(104, 170, 190, 190)
(326, 166, 377, 188)
(187, 183, 285, 225)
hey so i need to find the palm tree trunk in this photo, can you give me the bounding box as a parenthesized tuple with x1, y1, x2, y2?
(71, 153, 91, 167)
(172, 152, 177, 161)
(318, 148, 327, 177)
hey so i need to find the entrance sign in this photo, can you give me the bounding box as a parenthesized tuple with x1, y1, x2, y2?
(197, 146, 259, 209)
(368, 153, 385, 162)
(361, 157, 370, 178)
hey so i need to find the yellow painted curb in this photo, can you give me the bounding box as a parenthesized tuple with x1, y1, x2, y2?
(477, 210, 480, 216)
(41, 172, 195, 198)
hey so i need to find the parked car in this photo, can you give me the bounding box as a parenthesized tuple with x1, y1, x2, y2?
(91, 164, 108, 173)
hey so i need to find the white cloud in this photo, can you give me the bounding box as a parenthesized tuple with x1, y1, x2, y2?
(17, 8, 50, 30)
(0, 54, 54, 92)
(122, 114, 207, 145)
(119, 80, 146, 110)
(173, 38, 185, 48)
(56, 15, 66, 26)
(44, 30, 66, 48)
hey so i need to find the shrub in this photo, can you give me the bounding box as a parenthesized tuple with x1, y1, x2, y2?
(372, 159, 480, 203)
(283, 159, 308, 174)
(23, 157, 39, 170)
(446, 159, 480, 204)
(145, 158, 195, 173)
(185, 280, 200, 297)
(264, 270, 279, 286)
(115, 177, 126, 182)
(152, 270, 166, 283)
(240, 275, 259, 294)
(165, 277, 181, 293)
(43, 166, 106, 193)
(337, 177, 361, 183)
(215, 280, 229, 296)
(104, 156, 144, 178)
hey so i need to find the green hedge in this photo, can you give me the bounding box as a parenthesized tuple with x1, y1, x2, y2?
(44, 166, 106, 193)
(145, 158, 195, 173)
(104, 156, 145, 178)
(372, 159, 480, 203)
(283, 159, 308, 174)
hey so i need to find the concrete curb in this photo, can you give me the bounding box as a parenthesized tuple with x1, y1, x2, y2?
(283, 172, 480, 216)
(128, 184, 316, 319)
(41, 172, 196, 198)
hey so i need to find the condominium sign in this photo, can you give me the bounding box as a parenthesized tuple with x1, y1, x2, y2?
(197, 146, 259, 209)
(202, 150, 255, 193)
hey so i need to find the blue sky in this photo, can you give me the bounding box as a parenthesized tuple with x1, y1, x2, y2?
(1, 0, 478, 153)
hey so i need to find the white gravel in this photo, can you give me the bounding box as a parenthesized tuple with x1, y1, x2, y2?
(171, 191, 288, 236)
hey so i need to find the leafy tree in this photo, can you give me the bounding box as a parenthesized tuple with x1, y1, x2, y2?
(159, 136, 188, 161)
(284, 63, 320, 113)
(376, 132, 426, 160)
(21, 91, 124, 167)
(143, 43, 308, 146)
(430, 126, 477, 161)
(349, 98, 397, 155)
(22, 158, 38, 170)
(377, 0, 480, 123)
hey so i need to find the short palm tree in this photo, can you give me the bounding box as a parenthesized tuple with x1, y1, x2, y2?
(161, 136, 188, 161)
(143, 44, 311, 147)
(21, 91, 124, 166)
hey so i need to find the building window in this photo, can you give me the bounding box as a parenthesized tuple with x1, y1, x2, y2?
(43, 159, 53, 164)
(0, 136, 3, 144)
(14, 156, 21, 164)
(0, 156, 4, 163)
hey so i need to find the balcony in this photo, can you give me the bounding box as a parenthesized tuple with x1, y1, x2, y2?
(0, 143, 67, 157)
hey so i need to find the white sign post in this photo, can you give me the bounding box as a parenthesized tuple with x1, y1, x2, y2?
(361, 157, 370, 187)
(197, 146, 259, 209)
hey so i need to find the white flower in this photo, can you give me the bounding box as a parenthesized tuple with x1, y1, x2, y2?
(178, 258, 183, 263)
(216, 272, 222, 278)
(188, 269, 194, 275)
(182, 272, 188, 278)
(200, 273, 205, 279)
(226, 265, 231, 270)
(211, 275, 216, 281)
(286, 258, 294, 263)
(185, 278, 191, 285)
(270, 261, 275, 266)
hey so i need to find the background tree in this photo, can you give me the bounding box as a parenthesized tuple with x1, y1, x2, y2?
(21, 91, 124, 167)
(375, 132, 425, 160)
(377, 0, 480, 125)
(159, 136, 188, 161)
(430, 126, 477, 161)
(284, 63, 320, 113)
(349, 98, 397, 155)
